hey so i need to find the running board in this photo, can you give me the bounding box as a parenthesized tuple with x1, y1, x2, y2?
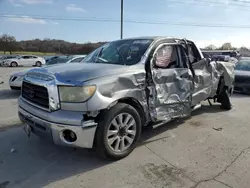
(192, 104, 202, 112)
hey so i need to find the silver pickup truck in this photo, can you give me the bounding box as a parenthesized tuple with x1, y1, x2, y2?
(18, 37, 235, 160)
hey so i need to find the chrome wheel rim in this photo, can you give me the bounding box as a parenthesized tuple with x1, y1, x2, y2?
(106, 113, 137, 152)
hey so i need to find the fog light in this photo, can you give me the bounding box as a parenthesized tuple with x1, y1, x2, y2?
(62, 129, 77, 143)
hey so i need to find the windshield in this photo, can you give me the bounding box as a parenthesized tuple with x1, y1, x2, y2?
(46, 56, 71, 65)
(235, 60, 250, 71)
(82, 39, 153, 65)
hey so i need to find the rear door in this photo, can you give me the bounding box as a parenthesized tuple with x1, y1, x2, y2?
(186, 42, 213, 106)
(148, 44, 193, 122)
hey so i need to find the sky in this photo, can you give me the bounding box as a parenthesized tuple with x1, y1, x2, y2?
(1, 0, 250, 48)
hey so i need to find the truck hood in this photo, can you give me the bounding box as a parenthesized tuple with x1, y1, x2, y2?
(27, 63, 129, 84)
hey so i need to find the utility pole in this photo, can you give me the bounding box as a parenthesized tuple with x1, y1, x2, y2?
(120, 0, 123, 39)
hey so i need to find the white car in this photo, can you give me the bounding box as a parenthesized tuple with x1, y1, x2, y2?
(3, 55, 45, 67)
(9, 55, 86, 90)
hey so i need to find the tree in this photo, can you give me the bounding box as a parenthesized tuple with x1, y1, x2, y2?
(0, 34, 17, 54)
(204, 44, 217, 50)
(220, 42, 233, 50)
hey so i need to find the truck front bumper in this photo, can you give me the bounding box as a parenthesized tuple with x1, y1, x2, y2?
(18, 97, 98, 149)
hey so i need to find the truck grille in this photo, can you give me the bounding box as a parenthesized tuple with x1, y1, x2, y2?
(22, 81, 49, 109)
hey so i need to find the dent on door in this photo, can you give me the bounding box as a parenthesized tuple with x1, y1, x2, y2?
(191, 58, 213, 106)
(147, 44, 193, 122)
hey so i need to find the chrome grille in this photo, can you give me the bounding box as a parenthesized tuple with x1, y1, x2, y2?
(22, 81, 49, 109)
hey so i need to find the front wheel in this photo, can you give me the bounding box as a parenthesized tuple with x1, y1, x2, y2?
(10, 61, 18, 67)
(95, 103, 142, 160)
(36, 61, 42, 67)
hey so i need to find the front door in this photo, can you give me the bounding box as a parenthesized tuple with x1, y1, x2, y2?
(148, 44, 193, 122)
(20, 56, 32, 66)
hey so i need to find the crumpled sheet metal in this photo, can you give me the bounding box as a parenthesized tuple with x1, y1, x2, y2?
(85, 67, 151, 123)
(209, 60, 236, 97)
(149, 59, 235, 121)
(191, 59, 214, 106)
(191, 59, 236, 105)
(86, 61, 235, 123)
(150, 68, 192, 121)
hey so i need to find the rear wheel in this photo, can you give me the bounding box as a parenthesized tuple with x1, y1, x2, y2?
(219, 87, 232, 110)
(10, 62, 18, 67)
(36, 61, 42, 67)
(95, 103, 142, 160)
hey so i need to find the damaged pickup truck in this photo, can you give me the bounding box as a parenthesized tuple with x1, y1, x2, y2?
(18, 37, 235, 160)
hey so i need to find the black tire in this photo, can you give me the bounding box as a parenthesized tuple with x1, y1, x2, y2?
(36, 61, 42, 67)
(219, 87, 232, 110)
(95, 103, 142, 160)
(10, 61, 18, 67)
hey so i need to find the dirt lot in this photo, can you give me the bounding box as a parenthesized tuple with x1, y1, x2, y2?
(1, 67, 250, 188)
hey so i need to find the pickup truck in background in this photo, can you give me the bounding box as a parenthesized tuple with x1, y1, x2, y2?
(18, 37, 236, 160)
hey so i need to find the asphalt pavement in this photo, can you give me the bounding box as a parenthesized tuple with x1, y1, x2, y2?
(1, 67, 250, 188)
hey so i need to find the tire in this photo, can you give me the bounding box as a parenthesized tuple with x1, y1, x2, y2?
(219, 87, 232, 110)
(10, 61, 18, 67)
(95, 103, 142, 160)
(36, 61, 42, 67)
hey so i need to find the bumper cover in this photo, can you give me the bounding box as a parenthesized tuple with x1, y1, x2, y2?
(18, 97, 98, 149)
(234, 82, 250, 93)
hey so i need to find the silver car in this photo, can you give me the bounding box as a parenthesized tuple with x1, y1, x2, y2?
(18, 37, 235, 160)
(9, 55, 86, 90)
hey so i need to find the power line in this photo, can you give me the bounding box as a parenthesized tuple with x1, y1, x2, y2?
(165, 0, 250, 10)
(1, 14, 250, 29)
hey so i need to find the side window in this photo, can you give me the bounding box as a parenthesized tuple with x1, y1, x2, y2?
(23, 56, 30, 59)
(187, 43, 202, 64)
(154, 45, 179, 69)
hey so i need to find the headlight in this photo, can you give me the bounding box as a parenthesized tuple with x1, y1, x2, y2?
(58, 85, 96, 103)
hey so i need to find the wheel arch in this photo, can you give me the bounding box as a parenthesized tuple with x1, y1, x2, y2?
(92, 97, 147, 149)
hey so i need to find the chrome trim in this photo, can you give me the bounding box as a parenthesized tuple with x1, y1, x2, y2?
(18, 106, 97, 149)
(21, 96, 51, 112)
(22, 71, 60, 111)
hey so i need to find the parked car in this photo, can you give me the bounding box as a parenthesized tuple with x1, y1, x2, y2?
(233, 58, 250, 94)
(45, 56, 60, 63)
(18, 37, 235, 160)
(46, 55, 86, 65)
(2, 55, 45, 67)
(9, 55, 86, 90)
(0, 55, 20, 66)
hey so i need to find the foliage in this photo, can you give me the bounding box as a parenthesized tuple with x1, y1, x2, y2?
(0, 34, 106, 55)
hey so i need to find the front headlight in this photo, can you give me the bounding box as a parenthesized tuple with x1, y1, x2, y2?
(58, 85, 96, 103)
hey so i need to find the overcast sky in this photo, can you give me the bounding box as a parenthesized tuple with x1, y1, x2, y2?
(1, 0, 250, 48)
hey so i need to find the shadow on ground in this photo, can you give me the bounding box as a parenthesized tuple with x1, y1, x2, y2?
(0, 102, 229, 188)
(0, 89, 21, 100)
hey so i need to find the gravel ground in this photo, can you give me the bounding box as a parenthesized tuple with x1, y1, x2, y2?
(1, 67, 250, 188)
